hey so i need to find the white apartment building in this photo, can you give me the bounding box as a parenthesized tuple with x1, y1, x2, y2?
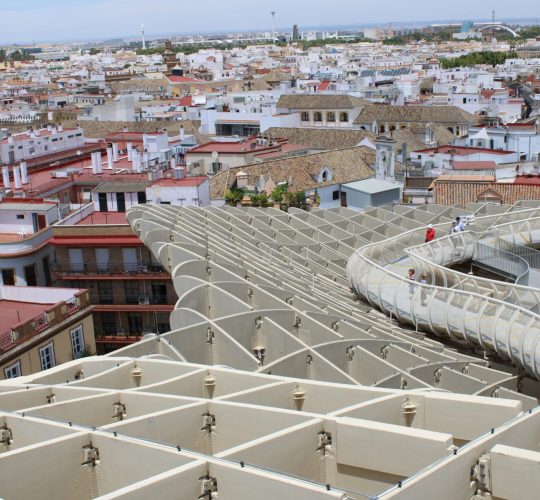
(0, 126, 85, 165)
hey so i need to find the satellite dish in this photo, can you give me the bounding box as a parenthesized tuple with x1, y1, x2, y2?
(211, 151, 219, 160)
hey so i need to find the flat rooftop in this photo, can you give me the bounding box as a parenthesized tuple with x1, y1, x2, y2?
(0, 154, 148, 195)
(0, 300, 54, 328)
(75, 211, 128, 226)
(0, 286, 84, 330)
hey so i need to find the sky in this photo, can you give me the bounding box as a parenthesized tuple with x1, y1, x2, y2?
(0, 0, 538, 44)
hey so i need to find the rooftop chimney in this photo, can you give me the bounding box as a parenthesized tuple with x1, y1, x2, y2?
(58, 123, 64, 132)
(132, 150, 141, 173)
(1, 166, 10, 189)
(127, 142, 133, 161)
(179, 125, 185, 141)
(12, 165, 22, 189)
(106, 147, 113, 169)
(20, 162, 29, 184)
(91, 152, 102, 174)
(112, 143, 119, 162)
(375, 136, 396, 182)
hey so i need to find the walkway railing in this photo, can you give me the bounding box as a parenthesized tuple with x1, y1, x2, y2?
(473, 241, 530, 285)
(347, 210, 540, 380)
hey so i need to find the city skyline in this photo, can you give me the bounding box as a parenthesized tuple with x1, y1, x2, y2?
(1, 0, 539, 44)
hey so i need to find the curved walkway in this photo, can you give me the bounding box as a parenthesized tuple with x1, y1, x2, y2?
(122, 202, 540, 404)
(348, 208, 540, 379)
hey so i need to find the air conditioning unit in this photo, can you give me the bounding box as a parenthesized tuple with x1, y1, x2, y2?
(139, 296, 150, 306)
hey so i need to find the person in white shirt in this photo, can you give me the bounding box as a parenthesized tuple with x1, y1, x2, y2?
(407, 268, 416, 297)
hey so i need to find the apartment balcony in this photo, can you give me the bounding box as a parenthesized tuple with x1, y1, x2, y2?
(91, 293, 171, 307)
(94, 334, 143, 347)
(0, 290, 90, 355)
(52, 262, 169, 280)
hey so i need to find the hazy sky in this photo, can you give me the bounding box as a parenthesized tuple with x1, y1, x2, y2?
(1, 0, 538, 44)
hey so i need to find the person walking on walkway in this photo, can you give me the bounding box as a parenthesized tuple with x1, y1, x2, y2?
(420, 274, 428, 306)
(407, 268, 416, 297)
(425, 224, 436, 243)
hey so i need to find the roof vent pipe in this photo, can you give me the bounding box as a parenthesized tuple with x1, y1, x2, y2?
(20, 162, 29, 184)
(12, 165, 22, 189)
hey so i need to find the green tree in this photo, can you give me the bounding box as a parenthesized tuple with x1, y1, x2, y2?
(271, 184, 288, 203)
(519, 25, 540, 40)
(224, 188, 244, 206)
(439, 50, 518, 69)
(287, 191, 307, 209)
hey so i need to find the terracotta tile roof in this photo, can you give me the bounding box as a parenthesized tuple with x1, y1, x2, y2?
(414, 145, 515, 155)
(54, 119, 201, 139)
(354, 105, 476, 125)
(209, 146, 404, 199)
(264, 127, 374, 150)
(452, 161, 497, 170)
(277, 94, 369, 110)
(265, 127, 427, 156)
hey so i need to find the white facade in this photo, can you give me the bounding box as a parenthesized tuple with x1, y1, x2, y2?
(146, 179, 210, 207)
(91, 191, 144, 212)
(0, 204, 58, 235)
(461, 124, 540, 161)
(0, 127, 85, 165)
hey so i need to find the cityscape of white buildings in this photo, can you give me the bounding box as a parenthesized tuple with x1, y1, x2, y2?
(2, 16, 540, 498)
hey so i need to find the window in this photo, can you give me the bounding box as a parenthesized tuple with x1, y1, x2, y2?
(42, 256, 52, 286)
(4, 361, 21, 379)
(314, 112, 323, 122)
(152, 283, 167, 305)
(339, 112, 349, 122)
(125, 281, 140, 304)
(156, 312, 170, 334)
(24, 264, 37, 286)
(16, 214, 24, 220)
(301, 112, 310, 122)
(39, 343, 56, 371)
(128, 313, 143, 335)
(68, 248, 84, 273)
(332, 190, 340, 201)
(70, 325, 85, 359)
(327, 112, 335, 122)
(101, 312, 117, 335)
(98, 281, 114, 304)
(1, 268, 16, 286)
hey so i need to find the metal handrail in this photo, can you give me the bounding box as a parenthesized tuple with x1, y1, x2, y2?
(473, 241, 530, 285)
(347, 211, 540, 379)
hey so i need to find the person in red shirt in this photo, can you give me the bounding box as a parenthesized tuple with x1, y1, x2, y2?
(425, 224, 435, 243)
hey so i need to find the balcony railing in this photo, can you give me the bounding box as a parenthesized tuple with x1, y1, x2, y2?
(90, 293, 169, 306)
(53, 262, 167, 276)
(0, 291, 90, 355)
